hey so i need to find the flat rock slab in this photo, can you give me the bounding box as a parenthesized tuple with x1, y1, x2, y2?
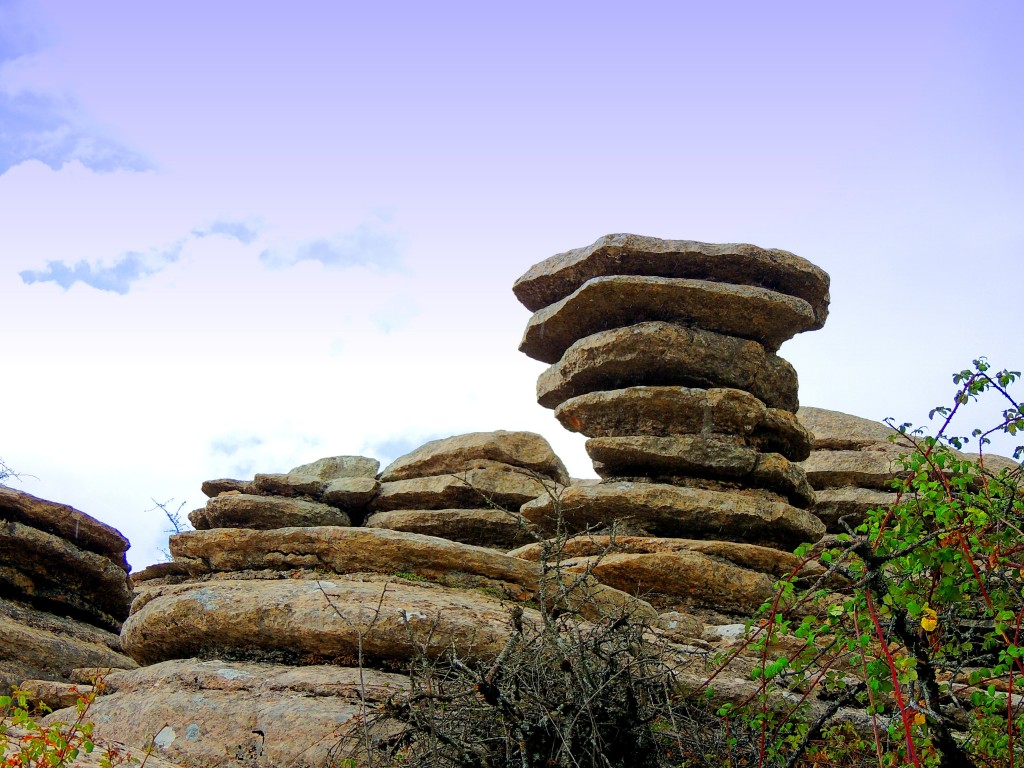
(122, 577, 540, 666)
(322, 476, 381, 509)
(0, 595, 136, 696)
(371, 464, 554, 512)
(521, 482, 824, 550)
(0, 487, 129, 570)
(512, 233, 831, 329)
(797, 407, 899, 450)
(585, 436, 814, 508)
(365, 508, 535, 548)
(800, 446, 908, 490)
(168, 526, 651, 624)
(521, 275, 817, 363)
(189, 493, 350, 529)
(45, 659, 406, 768)
(380, 430, 569, 484)
(812, 487, 899, 532)
(289, 454, 380, 479)
(0, 520, 132, 632)
(199, 478, 253, 498)
(556, 386, 812, 460)
(561, 551, 775, 615)
(252, 472, 326, 498)
(536, 322, 799, 412)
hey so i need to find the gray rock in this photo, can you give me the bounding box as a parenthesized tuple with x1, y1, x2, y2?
(288, 455, 380, 480)
(199, 478, 253, 498)
(189, 494, 350, 530)
(322, 476, 381, 510)
(812, 487, 899, 532)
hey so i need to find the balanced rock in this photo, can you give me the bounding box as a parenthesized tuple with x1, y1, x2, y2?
(189, 493, 350, 530)
(512, 233, 831, 329)
(289, 454, 380, 479)
(556, 386, 812, 460)
(199, 478, 253, 498)
(536, 322, 799, 412)
(520, 275, 817, 363)
(365, 508, 534, 548)
(521, 482, 824, 550)
(380, 431, 568, 484)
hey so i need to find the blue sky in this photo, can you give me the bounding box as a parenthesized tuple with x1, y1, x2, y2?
(1, 0, 1022, 568)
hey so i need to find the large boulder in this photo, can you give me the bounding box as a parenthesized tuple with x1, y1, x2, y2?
(380, 431, 569, 484)
(512, 233, 831, 329)
(536, 322, 799, 412)
(556, 386, 812, 460)
(520, 275, 817, 363)
(189, 494, 350, 529)
(288, 455, 380, 480)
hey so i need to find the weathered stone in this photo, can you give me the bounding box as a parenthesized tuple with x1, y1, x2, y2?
(4, 722, 181, 768)
(251, 473, 326, 498)
(46, 660, 405, 768)
(0, 595, 136, 696)
(288, 454, 380, 480)
(167, 526, 652, 623)
(0, 520, 132, 631)
(657, 611, 705, 641)
(188, 493, 350, 530)
(122, 577, 539, 666)
(322, 476, 381, 509)
(556, 387, 812, 460)
(797, 407, 897, 450)
(585, 436, 814, 508)
(509, 535, 818, 579)
(199, 479, 253, 498)
(365, 509, 534, 548)
(561, 551, 776, 615)
(812, 487, 898, 532)
(17, 680, 94, 710)
(380, 431, 569, 484)
(521, 275, 817, 363)
(131, 561, 191, 585)
(801, 446, 907, 490)
(536, 322, 799, 412)
(372, 464, 553, 512)
(521, 482, 824, 550)
(512, 233, 831, 328)
(0, 487, 129, 570)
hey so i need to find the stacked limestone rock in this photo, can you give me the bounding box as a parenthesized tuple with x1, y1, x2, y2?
(365, 431, 569, 549)
(0, 487, 136, 694)
(512, 234, 830, 625)
(798, 406, 1019, 532)
(60, 451, 649, 768)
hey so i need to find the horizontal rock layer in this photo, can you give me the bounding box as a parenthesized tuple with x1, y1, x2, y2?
(811, 487, 898, 532)
(556, 386, 812, 460)
(536, 322, 799, 412)
(371, 464, 553, 512)
(520, 275, 817, 363)
(189, 494, 351, 530)
(512, 233, 830, 328)
(288, 454, 380, 480)
(365, 508, 534, 548)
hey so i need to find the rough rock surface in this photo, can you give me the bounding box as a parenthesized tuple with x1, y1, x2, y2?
(380, 431, 569, 484)
(0, 595, 136, 695)
(801, 445, 908, 490)
(289, 454, 380, 480)
(199, 479, 252, 498)
(0, 520, 132, 631)
(536, 322, 799, 412)
(0, 487, 129, 570)
(371, 464, 552, 512)
(811, 487, 899, 531)
(521, 482, 824, 550)
(189, 493, 350, 530)
(512, 233, 831, 328)
(797, 407, 898, 450)
(365, 508, 534, 548)
(520, 275, 817, 363)
(585, 436, 814, 507)
(45, 659, 404, 768)
(556, 386, 812, 460)
(251, 473, 326, 498)
(322, 476, 381, 509)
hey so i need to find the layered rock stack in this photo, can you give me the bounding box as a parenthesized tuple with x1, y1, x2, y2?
(62, 450, 648, 768)
(0, 487, 136, 694)
(512, 234, 831, 624)
(365, 431, 569, 549)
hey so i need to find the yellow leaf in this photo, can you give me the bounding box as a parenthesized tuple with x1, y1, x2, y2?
(913, 711, 926, 726)
(921, 605, 938, 632)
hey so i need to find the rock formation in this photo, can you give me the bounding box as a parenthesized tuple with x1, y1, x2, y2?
(0, 487, 136, 695)
(513, 234, 830, 625)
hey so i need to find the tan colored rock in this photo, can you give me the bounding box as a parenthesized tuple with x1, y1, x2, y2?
(3, 722, 182, 768)
(521, 482, 824, 550)
(365, 508, 534, 548)
(536, 322, 799, 411)
(521, 275, 817, 363)
(199, 478, 253, 498)
(0, 487, 129, 570)
(747, 452, 816, 509)
(46, 659, 404, 768)
(130, 561, 190, 586)
(0, 595, 136, 696)
(657, 610, 704, 641)
(122, 576, 537, 666)
(251, 472, 326, 498)
(322, 476, 381, 509)
(372, 464, 553, 512)
(797, 407, 897, 450)
(512, 233, 830, 328)
(17, 679, 94, 710)
(380, 431, 569, 484)
(557, 386, 812, 460)
(812, 487, 898, 532)
(801, 445, 907, 490)
(289, 454, 380, 479)
(0, 520, 132, 632)
(188, 493, 350, 530)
